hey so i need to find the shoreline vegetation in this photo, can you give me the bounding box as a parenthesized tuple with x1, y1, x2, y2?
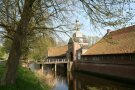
(0, 64, 51, 90)
(36, 70, 56, 88)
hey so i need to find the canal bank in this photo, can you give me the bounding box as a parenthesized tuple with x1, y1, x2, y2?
(0, 64, 50, 90)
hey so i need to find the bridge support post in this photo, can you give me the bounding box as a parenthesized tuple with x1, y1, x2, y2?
(67, 61, 73, 71)
(55, 64, 57, 72)
(41, 64, 44, 73)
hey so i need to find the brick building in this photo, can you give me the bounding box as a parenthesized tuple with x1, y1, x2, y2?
(46, 30, 89, 63)
(75, 25, 135, 81)
(46, 20, 89, 63)
(82, 25, 135, 63)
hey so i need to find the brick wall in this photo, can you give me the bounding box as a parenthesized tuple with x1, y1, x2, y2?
(75, 62, 135, 80)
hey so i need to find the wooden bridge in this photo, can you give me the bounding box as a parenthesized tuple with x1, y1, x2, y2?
(37, 59, 68, 64)
(36, 59, 72, 72)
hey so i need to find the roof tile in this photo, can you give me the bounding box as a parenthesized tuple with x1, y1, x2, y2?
(84, 25, 135, 55)
(48, 45, 68, 57)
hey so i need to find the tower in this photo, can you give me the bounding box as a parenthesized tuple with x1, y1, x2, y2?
(67, 20, 89, 61)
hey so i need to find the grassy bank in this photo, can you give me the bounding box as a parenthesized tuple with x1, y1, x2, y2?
(0, 65, 50, 90)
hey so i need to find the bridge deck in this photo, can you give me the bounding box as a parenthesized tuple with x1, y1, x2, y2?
(37, 61, 68, 64)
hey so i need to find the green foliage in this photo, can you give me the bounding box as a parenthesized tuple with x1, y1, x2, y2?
(28, 36, 56, 61)
(0, 46, 5, 58)
(0, 66, 50, 90)
(3, 38, 12, 53)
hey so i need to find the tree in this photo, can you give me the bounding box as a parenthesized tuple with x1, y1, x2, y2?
(79, 0, 134, 28)
(87, 36, 100, 46)
(2, 38, 12, 53)
(0, 0, 36, 85)
(28, 35, 56, 61)
(0, 46, 5, 58)
(0, 0, 73, 85)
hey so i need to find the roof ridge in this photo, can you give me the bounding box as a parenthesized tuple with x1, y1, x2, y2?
(110, 25, 135, 35)
(83, 25, 135, 55)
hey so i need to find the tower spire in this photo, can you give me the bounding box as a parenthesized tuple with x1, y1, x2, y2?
(75, 20, 80, 31)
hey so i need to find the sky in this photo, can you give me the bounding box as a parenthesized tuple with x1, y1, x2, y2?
(53, 1, 107, 42)
(56, 0, 135, 42)
(72, 1, 135, 37)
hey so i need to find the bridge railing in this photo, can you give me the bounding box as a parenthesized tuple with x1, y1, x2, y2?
(45, 58, 67, 63)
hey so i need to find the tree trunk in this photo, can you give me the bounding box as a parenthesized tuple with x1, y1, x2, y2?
(1, 0, 35, 85)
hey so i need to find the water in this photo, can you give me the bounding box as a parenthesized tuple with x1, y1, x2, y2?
(51, 72, 135, 90)
(29, 63, 135, 90)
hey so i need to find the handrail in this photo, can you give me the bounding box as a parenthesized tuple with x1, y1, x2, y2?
(36, 58, 68, 64)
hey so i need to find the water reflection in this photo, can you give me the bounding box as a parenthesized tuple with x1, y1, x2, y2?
(52, 76, 68, 90)
(29, 63, 135, 90)
(73, 72, 135, 90)
(54, 71, 135, 90)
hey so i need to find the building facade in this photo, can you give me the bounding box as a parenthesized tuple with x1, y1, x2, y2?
(82, 25, 135, 62)
(47, 30, 89, 62)
(75, 25, 135, 82)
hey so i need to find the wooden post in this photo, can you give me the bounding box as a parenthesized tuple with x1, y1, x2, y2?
(41, 64, 44, 73)
(67, 62, 70, 71)
(54, 70, 56, 78)
(55, 64, 57, 72)
(67, 62, 73, 71)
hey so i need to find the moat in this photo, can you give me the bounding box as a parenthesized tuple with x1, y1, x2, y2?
(29, 63, 135, 90)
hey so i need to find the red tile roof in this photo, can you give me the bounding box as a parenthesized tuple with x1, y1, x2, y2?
(48, 45, 68, 57)
(84, 25, 135, 55)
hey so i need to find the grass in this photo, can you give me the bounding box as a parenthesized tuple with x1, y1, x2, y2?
(0, 65, 50, 90)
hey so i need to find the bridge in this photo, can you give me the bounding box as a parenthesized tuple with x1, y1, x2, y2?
(36, 59, 72, 72)
(37, 59, 68, 64)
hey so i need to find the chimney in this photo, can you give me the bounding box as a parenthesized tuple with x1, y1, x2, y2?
(107, 29, 111, 35)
